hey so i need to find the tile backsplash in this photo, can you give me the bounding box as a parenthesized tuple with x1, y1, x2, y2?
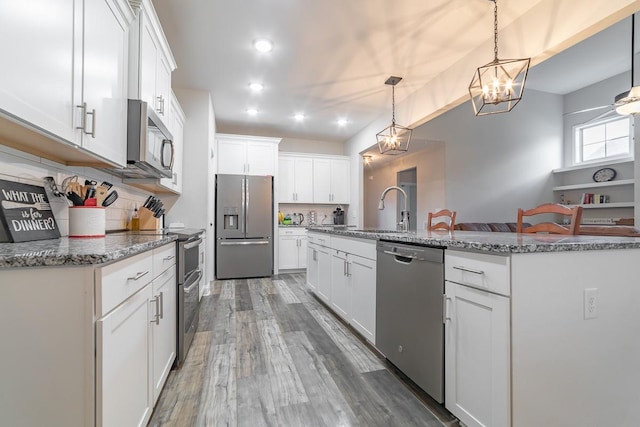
(278, 203, 348, 225)
(0, 144, 152, 237)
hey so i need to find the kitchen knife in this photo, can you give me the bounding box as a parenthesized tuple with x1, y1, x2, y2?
(143, 195, 153, 209)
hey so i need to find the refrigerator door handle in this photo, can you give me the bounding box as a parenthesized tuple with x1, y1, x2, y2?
(241, 176, 246, 235)
(219, 240, 270, 246)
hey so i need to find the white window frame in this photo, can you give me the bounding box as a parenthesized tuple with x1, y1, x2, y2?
(573, 115, 634, 165)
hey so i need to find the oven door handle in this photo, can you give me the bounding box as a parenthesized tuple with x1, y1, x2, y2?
(184, 269, 203, 294)
(183, 237, 203, 250)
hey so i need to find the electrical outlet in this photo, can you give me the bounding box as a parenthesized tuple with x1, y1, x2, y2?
(584, 288, 598, 320)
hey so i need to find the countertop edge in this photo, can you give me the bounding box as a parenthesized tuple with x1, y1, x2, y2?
(0, 235, 178, 269)
(306, 227, 640, 253)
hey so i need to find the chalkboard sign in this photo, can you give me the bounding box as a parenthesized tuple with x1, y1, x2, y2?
(0, 179, 60, 242)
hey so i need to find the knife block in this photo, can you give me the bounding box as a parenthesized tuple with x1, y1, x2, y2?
(139, 207, 160, 230)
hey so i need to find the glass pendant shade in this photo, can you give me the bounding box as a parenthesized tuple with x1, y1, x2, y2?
(469, 0, 530, 116)
(376, 76, 412, 155)
(469, 57, 530, 115)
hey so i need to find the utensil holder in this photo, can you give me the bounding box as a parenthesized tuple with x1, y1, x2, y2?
(139, 207, 160, 230)
(69, 206, 105, 237)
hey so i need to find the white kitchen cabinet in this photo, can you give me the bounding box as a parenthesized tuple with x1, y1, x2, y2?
(348, 254, 376, 343)
(0, 0, 134, 167)
(129, 0, 176, 128)
(330, 249, 350, 319)
(97, 283, 153, 427)
(150, 257, 176, 404)
(444, 281, 510, 427)
(315, 245, 332, 304)
(160, 92, 185, 193)
(278, 155, 314, 203)
(217, 134, 280, 176)
(307, 232, 376, 342)
(444, 250, 510, 427)
(313, 157, 350, 204)
(278, 228, 307, 270)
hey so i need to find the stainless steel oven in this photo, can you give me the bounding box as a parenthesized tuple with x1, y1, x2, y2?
(176, 231, 204, 367)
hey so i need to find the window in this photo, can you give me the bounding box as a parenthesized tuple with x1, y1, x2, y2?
(574, 116, 633, 164)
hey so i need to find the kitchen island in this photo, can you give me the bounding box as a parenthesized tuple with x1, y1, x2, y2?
(0, 233, 178, 427)
(307, 227, 640, 427)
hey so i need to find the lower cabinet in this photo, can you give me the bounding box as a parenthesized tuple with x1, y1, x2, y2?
(278, 228, 307, 270)
(151, 264, 177, 404)
(444, 251, 511, 427)
(306, 232, 376, 343)
(97, 284, 153, 427)
(96, 242, 177, 427)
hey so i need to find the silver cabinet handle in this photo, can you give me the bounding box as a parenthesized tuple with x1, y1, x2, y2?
(76, 103, 87, 132)
(127, 270, 149, 281)
(163, 255, 176, 261)
(86, 108, 96, 138)
(159, 291, 164, 319)
(156, 95, 165, 115)
(452, 265, 485, 275)
(443, 295, 452, 323)
(346, 261, 351, 277)
(313, 249, 317, 261)
(343, 259, 347, 276)
(150, 296, 160, 325)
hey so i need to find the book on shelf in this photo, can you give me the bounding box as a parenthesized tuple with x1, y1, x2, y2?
(579, 193, 610, 204)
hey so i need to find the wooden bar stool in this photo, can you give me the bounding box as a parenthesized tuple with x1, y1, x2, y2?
(517, 203, 583, 235)
(427, 209, 457, 232)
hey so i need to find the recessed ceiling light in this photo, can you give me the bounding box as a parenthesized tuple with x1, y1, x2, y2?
(249, 82, 264, 92)
(253, 39, 273, 52)
(337, 118, 348, 126)
(294, 113, 305, 121)
(247, 108, 258, 116)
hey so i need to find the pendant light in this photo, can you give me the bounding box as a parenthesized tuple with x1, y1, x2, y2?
(376, 76, 412, 155)
(614, 14, 640, 115)
(469, 0, 531, 116)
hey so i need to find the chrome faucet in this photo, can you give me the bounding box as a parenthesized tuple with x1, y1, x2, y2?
(378, 186, 409, 232)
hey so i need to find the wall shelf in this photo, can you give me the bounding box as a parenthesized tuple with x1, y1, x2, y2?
(567, 202, 635, 209)
(552, 179, 635, 191)
(552, 158, 634, 173)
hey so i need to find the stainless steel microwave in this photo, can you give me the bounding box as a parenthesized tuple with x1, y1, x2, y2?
(122, 99, 174, 179)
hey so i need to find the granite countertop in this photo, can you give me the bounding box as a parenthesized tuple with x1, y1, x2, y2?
(307, 226, 640, 254)
(0, 234, 177, 269)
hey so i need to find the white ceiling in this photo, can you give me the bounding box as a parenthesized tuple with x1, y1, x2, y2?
(152, 0, 631, 143)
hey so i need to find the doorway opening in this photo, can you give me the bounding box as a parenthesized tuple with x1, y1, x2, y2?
(397, 168, 417, 231)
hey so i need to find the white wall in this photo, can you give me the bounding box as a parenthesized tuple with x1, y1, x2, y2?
(364, 141, 446, 229)
(165, 88, 216, 286)
(278, 137, 345, 155)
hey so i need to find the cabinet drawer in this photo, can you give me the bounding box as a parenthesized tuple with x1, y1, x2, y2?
(96, 251, 153, 317)
(279, 228, 307, 237)
(153, 243, 176, 276)
(445, 250, 510, 296)
(308, 232, 330, 247)
(331, 236, 376, 260)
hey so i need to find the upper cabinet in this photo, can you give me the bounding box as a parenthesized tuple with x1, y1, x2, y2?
(279, 155, 314, 203)
(216, 134, 280, 176)
(159, 91, 185, 194)
(0, 0, 134, 167)
(313, 157, 350, 204)
(128, 0, 177, 129)
(278, 153, 351, 204)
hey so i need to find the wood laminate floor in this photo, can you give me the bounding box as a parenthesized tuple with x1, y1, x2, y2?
(149, 273, 458, 427)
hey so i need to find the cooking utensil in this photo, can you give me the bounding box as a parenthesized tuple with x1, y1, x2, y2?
(102, 190, 119, 207)
(96, 187, 109, 206)
(67, 182, 83, 198)
(67, 192, 85, 206)
(99, 181, 113, 190)
(84, 197, 97, 207)
(84, 185, 96, 201)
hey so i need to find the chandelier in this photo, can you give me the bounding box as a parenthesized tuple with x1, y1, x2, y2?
(469, 0, 531, 116)
(376, 76, 412, 155)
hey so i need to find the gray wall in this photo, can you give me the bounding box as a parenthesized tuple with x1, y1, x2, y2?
(363, 89, 564, 225)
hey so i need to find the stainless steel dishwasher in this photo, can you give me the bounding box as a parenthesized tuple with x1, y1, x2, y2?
(376, 240, 444, 403)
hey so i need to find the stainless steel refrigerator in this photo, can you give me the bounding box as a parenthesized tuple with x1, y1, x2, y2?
(215, 174, 273, 279)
